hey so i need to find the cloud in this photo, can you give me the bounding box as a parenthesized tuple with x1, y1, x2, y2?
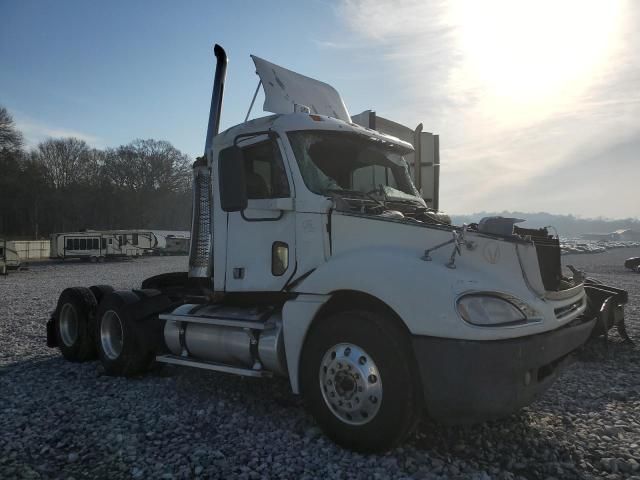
(14, 115, 102, 148)
(334, 0, 640, 218)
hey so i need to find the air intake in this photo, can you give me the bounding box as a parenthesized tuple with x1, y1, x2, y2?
(188, 160, 212, 278)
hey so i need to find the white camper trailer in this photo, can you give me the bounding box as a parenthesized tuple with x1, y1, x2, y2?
(0, 239, 22, 274)
(49, 230, 158, 262)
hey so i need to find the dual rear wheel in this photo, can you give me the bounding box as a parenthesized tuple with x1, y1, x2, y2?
(94, 291, 161, 376)
(53, 287, 165, 376)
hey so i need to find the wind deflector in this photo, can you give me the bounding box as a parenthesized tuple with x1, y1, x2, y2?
(251, 55, 350, 122)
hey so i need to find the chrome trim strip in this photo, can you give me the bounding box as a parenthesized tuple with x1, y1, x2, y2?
(155, 354, 272, 377)
(158, 313, 266, 330)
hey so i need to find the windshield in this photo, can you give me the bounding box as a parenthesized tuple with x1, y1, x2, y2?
(287, 131, 421, 201)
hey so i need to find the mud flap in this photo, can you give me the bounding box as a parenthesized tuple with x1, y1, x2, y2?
(584, 280, 632, 343)
(46, 315, 58, 348)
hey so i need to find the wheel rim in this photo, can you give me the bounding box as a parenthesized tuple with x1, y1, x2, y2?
(59, 303, 79, 347)
(319, 343, 382, 425)
(100, 310, 124, 360)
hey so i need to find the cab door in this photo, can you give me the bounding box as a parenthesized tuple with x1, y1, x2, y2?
(224, 135, 296, 292)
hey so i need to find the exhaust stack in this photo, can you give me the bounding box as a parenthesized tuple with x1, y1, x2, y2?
(189, 44, 228, 280)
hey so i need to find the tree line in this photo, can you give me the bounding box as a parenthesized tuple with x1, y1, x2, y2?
(0, 106, 192, 239)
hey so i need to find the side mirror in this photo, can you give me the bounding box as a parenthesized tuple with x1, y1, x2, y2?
(218, 146, 248, 212)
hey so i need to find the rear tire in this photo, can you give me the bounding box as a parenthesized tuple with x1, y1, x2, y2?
(95, 291, 164, 377)
(89, 284, 114, 304)
(54, 287, 98, 362)
(300, 310, 421, 452)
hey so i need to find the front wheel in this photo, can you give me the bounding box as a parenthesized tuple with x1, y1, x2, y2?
(300, 310, 421, 452)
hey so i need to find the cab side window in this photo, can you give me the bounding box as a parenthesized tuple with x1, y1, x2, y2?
(242, 141, 290, 199)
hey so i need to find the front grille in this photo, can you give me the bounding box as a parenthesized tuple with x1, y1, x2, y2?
(515, 226, 562, 291)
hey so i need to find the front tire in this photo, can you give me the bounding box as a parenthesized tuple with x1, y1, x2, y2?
(300, 310, 421, 452)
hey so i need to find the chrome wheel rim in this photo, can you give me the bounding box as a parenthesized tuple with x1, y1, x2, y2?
(319, 343, 382, 425)
(100, 310, 124, 360)
(59, 303, 78, 347)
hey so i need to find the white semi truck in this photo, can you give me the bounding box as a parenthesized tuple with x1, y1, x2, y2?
(47, 45, 629, 452)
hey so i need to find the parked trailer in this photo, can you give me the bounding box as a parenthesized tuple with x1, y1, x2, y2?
(0, 239, 22, 273)
(157, 235, 189, 255)
(49, 230, 158, 262)
(47, 44, 630, 452)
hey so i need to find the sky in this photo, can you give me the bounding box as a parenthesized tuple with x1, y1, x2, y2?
(1, 0, 638, 218)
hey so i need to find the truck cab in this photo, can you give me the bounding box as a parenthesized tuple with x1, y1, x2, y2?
(46, 44, 629, 452)
(208, 112, 426, 293)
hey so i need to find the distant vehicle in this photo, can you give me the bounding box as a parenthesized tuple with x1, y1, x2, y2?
(0, 239, 22, 274)
(49, 230, 158, 262)
(156, 235, 189, 255)
(624, 257, 640, 273)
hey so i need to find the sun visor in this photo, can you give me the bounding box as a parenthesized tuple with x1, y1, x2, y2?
(251, 55, 350, 122)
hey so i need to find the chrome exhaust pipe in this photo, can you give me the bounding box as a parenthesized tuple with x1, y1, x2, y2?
(189, 44, 228, 279)
(204, 44, 228, 154)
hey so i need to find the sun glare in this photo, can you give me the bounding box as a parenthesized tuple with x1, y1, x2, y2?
(448, 0, 623, 123)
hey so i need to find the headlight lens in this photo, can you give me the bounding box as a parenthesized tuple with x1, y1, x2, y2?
(457, 295, 527, 326)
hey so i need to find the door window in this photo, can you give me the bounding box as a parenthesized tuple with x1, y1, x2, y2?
(241, 141, 290, 199)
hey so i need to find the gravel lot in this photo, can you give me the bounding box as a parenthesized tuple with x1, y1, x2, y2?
(1, 250, 638, 480)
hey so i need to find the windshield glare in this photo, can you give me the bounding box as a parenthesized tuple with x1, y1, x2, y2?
(287, 131, 421, 200)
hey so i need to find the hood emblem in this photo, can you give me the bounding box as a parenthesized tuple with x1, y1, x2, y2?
(483, 242, 500, 264)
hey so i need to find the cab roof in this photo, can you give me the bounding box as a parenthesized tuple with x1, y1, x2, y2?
(213, 113, 415, 153)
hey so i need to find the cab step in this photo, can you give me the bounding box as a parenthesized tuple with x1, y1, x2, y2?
(155, 354, 272, 377)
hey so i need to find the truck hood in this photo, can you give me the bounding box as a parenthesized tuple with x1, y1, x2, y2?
(295, 212, 587, 340)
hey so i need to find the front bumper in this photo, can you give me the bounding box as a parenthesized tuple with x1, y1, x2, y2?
(412, 314, 597, 424)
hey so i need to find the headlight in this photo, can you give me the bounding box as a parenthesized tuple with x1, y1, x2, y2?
(457, 295, 527, 327)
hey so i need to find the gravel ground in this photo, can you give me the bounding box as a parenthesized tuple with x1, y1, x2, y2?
(0, 250, 638, 480)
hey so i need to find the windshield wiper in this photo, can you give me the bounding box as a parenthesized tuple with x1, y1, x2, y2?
(326, 188, 367, 197)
